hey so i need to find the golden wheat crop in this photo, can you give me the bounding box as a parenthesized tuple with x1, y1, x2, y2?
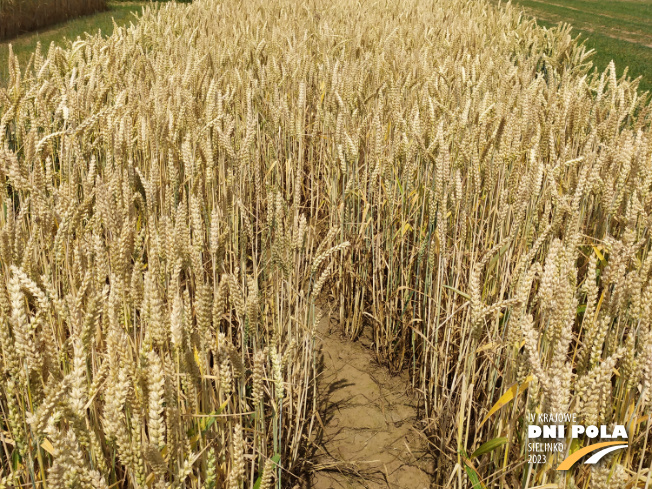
(0, 0, 650, 488)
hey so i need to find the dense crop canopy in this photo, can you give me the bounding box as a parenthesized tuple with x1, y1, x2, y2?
(0, 0, 651, 487)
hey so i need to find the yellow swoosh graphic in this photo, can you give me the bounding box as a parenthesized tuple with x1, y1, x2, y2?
(556, 441, 628, 471)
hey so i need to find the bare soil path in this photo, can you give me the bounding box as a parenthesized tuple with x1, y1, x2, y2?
(309, 316, 432, 489)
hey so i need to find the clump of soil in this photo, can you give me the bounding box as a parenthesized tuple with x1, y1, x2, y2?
(310, 317, 432, 488)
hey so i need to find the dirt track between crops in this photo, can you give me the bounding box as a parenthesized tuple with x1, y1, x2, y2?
(309, 315, 432, 489)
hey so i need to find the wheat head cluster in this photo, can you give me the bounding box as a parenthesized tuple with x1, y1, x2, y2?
(0, 0, 650, 487)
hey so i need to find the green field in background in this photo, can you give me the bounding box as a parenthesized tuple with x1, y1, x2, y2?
(499, 0, 652, 92)
(0, 2, 145, 83)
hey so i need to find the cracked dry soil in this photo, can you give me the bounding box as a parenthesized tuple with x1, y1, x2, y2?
(309, 317, 432, 489)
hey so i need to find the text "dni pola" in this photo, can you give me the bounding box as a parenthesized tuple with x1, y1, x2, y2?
(529, 425, 628, 439)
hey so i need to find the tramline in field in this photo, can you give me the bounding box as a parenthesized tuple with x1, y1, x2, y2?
(0, 0, 650, 487)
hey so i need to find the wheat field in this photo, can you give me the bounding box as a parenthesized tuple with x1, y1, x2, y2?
(0, 0, 650, 488)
